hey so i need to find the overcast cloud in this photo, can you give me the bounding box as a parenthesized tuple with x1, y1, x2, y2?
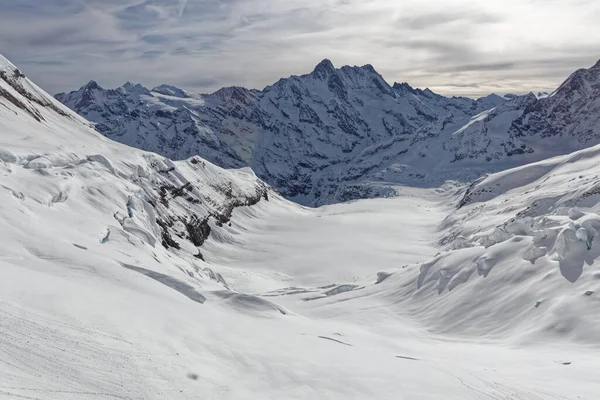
(1, 0, 599, 97)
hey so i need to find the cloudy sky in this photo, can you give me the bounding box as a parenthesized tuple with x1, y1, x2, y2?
(1, 0, 600, 97)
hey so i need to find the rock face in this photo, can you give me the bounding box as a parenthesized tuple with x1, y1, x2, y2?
(56, 58, 600, 206)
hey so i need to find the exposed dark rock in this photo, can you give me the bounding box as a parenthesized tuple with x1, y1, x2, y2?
(157, 218, 180, 250)
(185, 215, 211, 247)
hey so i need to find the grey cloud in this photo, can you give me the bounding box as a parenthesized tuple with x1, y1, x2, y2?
(1, 0, 599, 98)
(440, 83, 482, 88)
(141, 34, 170, 44)
(179, 78, 221, 90)
(395, 10, 503, 30)
(432, 62, 517, 74)
(115, 1, 167, 30)
(390, 39, 472, 55)
(383, 39, 479, 68)
(16, 60, 69, 66)
(0, 0, 85, 16)
(140, 50, 165, 59)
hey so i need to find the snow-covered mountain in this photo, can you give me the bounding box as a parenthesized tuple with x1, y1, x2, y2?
(0, 53, 272, 298)
(3, 53, 600, 399)
(56, 59, 600, 206)
(57, 58, 600, 206)
(443, 59, 600, 167)
(56, 60, 508, 205)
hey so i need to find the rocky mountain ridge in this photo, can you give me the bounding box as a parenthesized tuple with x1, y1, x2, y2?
(56, 58, 600, 206)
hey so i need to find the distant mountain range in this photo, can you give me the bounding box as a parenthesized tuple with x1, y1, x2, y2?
(56, 58, 600, 206)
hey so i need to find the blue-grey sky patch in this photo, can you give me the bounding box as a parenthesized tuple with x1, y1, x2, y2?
(179, 77, 221, 88)
(1, 0, 599, 98)
(16, 60, 69, 67)
(141, 34, 171, 44)
(140, 50, 165, 60)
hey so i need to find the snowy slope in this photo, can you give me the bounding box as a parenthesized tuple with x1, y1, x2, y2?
(2, 54, 600, 399)
(354, 141, 600, 346)
(56, 60, 506, 206)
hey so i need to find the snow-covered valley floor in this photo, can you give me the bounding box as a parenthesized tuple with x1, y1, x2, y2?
(202, 190, 600, 400)
(2, 187, 598, 399)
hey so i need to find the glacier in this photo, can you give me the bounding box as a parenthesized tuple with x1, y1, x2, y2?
(1, 54, 600, 399)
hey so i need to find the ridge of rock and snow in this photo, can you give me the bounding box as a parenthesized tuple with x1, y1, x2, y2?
(0, 56, 270, 255)
(56, 60, 508, 206)
(449, 60, 600, 166)
(56, 58, 600, 206)
(2, 54, 600, 399)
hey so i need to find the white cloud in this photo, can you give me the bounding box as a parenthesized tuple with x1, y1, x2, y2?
(1, 0, 599, 97)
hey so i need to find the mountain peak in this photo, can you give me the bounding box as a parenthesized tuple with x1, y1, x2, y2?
(393, 82, 417, 95)
(209, 86, 254, 104)
(477, 93, 504, 102)
(119, 82, 151, 96)
(83, 80, 102, 91)
(423, 88, 437, 97)
(121, 81, 139, 89)
(312, 59, 336, 77)
(553, 60, 600, 98)
(360, 63, 376, 73)
(152, 84, 190, 98)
